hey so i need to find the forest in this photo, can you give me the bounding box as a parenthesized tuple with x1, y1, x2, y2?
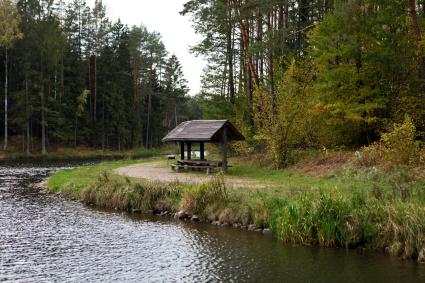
(183, 0, 425, 167)
(1, 0, 424, 167)
(0, 0, 201, 154)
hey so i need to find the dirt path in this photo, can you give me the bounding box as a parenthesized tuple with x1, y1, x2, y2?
(114, 161, 273, 188)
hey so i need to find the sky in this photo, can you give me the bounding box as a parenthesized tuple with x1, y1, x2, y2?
(86, 0, 205, 95)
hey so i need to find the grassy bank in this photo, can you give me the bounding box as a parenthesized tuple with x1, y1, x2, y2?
(47, 156, 425, 262)
(1, 147, 160, 161)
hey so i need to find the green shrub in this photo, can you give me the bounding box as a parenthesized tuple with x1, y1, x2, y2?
(360, 116, 422, 168)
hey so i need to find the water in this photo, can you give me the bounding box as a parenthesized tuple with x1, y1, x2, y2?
(0, 161, 424, 282)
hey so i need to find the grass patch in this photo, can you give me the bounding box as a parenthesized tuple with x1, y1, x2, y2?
(47, 158, 158, 196)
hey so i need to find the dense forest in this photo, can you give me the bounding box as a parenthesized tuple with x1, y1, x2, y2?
(0, 0, 201, 154)
(1, 0, 424, 166)
(184, 0, 425, 167)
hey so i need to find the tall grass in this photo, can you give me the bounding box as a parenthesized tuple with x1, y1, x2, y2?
(48, 157, 425, 262)
(180, 174, 227, 218)
(269, 188, 425, 261)
(80, 173, 184, 212)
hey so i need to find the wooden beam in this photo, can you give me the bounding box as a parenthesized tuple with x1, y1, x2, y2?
(221, 127, 228, 172)
(187, 142, 192, 160)
(200, 142, 205, 160)
(180, 142, 185, 160)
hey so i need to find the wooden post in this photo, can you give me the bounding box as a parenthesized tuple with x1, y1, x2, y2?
(200, 142, 205, 160)
(187, 142, 192, 160)
(221, 127, 228, 172)
(180, 142, 185, 160)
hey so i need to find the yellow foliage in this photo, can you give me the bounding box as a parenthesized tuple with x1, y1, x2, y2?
(359, 116, 422, 168)
(254, 60, 316, 168)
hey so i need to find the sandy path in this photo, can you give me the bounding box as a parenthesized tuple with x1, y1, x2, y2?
(114, 161, 272, 188)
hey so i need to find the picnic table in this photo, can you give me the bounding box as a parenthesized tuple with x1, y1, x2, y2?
(170, 160, 223, 174)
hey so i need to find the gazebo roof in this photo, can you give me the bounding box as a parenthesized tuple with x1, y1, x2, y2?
(162, 120, 245, 143)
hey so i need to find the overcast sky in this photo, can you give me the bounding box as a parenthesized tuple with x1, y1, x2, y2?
(86, 0, 205, 95)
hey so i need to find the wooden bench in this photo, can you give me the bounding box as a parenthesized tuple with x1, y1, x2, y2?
(177, 160, 222, 167)
(170, 164, 184, 172)
(170, 161, 220, 174)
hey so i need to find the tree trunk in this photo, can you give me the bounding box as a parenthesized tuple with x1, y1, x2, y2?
(409, 0, 425, 92)
(174, 102, 178, 127)
(240, 20, 259, 87)
(60, 53, 64, 104)
(246, 59, 254, 128)
(221, 58, 228, 96)
(241, 34, 254, 128)
(256, 9, 262, 83)
(227, 0, 235, 104)
(74, 116, 78, 148)
(284, 1, 289, 29)
(267, 13, 276, 116)
(102, 90, 105, 150)
(54, 58, 57, 100)
(25, 76, 30, 155)
(146, 90, 151, 148)
(409, 0, 421, 40)
(30, 119, 33, 152)
(88, 56, 92, 119)
(132, 59, 140, 111)
(324, 0, 329, 15)
(41, 90, 47, 154)
(94, 55, 97, 122)
(4, 48, 8, 151)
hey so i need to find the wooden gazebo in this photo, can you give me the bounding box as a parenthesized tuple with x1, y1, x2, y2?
(162, 120, 245, 172)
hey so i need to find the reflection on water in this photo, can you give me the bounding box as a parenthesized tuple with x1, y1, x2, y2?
(0, 161, 424, 282)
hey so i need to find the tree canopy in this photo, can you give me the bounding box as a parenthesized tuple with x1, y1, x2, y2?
(184, 0, 425, 167)
(0, 0, 199, 153)
(0, 0, 423, 164)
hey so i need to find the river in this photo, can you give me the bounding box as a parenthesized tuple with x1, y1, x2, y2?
(0, 161, 424, 282)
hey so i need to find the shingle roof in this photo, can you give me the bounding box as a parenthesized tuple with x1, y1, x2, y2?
(162, 120, 245, 142)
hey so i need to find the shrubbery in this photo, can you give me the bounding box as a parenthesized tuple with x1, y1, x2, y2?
(359, 117, 423, 169)
(254, 60, 316, 169)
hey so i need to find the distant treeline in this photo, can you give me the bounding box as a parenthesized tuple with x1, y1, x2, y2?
(184, 0, 425, 167)
(0, 0, 201, 154)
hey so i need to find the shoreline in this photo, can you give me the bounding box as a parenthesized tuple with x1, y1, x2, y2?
(38, 176, 273, 235)
(0, 147, 161, 162)
(46, 159, 425, 262)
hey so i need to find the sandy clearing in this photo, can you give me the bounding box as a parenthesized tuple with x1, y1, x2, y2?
(114, 161, 273, 188)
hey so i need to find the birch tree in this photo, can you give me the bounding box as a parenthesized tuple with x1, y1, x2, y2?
(0, 0, 23, 150)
